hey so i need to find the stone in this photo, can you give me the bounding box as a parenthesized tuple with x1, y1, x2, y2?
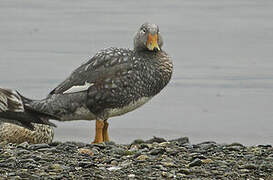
(170, 137, 190, 145)
(136, 154, 149, 161)
(150, 148, 165, 155)
(146, 137, 167, 144)
(189, 158, 203, 167)
(201, 158, 213, 164)
(239, 164, 258, 170)
(131, 139, 145, 145)
(128, 174, 136, 178)
(178, 168, 191, 175)
(28, 144, 50, 151)
(162, 162, 176, 167)
(78, 148, 94, 156)
(50, 164, 64, 172)
(107, 166, 122, 171)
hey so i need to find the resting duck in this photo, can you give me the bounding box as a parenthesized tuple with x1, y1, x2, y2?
(0, 89, 54, 144)
(0, 122, 53, 144)
(0, 23, 173, 143)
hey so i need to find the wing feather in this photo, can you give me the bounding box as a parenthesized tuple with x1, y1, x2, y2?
(50, 48, 133, 95)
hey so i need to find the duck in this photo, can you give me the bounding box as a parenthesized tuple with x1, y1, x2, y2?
(0, 23, 173, 144)
(0, 89, 55, 144)
(0, 122, 53, 144)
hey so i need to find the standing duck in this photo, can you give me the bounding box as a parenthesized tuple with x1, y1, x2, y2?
(0, 23, 173, 143)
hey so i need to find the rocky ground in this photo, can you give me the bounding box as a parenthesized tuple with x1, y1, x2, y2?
(0, 137, 272, 179)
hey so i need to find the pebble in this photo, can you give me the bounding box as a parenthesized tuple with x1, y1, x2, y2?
(0, 137, 272, 179)
(78, 148, 94, 156)
(239, 163, 258, 170)
(150, 148, 165, 155)
(107, 166, 122, 171)
(28, 143, 50, 150)
(189, 158, 203, 167)
(136, 154, 149, 161)
(162, 162, 176, 167)
(128, 174, 135, 178)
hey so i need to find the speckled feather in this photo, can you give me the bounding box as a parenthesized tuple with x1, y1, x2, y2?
(0, 122, 53, 144)
(28, 47, 172, 120)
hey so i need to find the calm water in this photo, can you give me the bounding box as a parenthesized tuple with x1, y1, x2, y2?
(0, 0, 273, 145)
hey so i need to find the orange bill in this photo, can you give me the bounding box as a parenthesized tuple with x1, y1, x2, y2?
(146, 33, 160, 51)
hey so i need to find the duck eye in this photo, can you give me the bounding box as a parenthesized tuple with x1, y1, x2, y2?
(141, 28, 146, 33)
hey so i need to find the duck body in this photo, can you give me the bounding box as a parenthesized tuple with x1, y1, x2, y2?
(29, 47, 172, 121)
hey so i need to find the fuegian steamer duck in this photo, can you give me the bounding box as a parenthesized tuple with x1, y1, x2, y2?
(0, 23, 173, 143)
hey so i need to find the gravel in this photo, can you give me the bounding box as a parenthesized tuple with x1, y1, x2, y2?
(0, 137, 272, 179)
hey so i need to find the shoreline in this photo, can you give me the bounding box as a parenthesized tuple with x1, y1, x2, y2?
(0, 137, 272, 179)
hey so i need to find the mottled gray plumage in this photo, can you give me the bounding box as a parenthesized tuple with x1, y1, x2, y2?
(0, 88, 57, 130)
(0, 23, 173, 142)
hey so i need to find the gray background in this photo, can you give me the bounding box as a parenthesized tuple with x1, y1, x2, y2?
(1, 0, 273, 145)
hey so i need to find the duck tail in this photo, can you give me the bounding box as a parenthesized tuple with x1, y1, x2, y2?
(0, 88, 57, 130)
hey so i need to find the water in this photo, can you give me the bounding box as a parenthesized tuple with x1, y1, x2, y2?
(0, 0, 273, 145)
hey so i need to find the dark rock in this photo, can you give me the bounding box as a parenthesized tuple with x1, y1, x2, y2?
(189, 158, 203, 167)
(197, 141, 218, 151)
(17, 142, 29, 149)
(190, 153, 207, 160)
(78, 161, 94, 168)
(146, 137, 167, 144)
(49, 141, 62, 146)
(105, 141, 116, 146)
(226, 146, 241, 151)
(131, 139, 145, 145)
(239, 164, 258, 170)
(91, 143, 106, 149)
(112, 147, 126, 155)
(227, 142, 244, 147)
(257, 144, 272, 148)
(28, 144, 50, 150)
(150, 148, 165, 155)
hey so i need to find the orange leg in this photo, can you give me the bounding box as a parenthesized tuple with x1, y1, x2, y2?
(103, 120, 110, 142)
(92, 119, 104, 143)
